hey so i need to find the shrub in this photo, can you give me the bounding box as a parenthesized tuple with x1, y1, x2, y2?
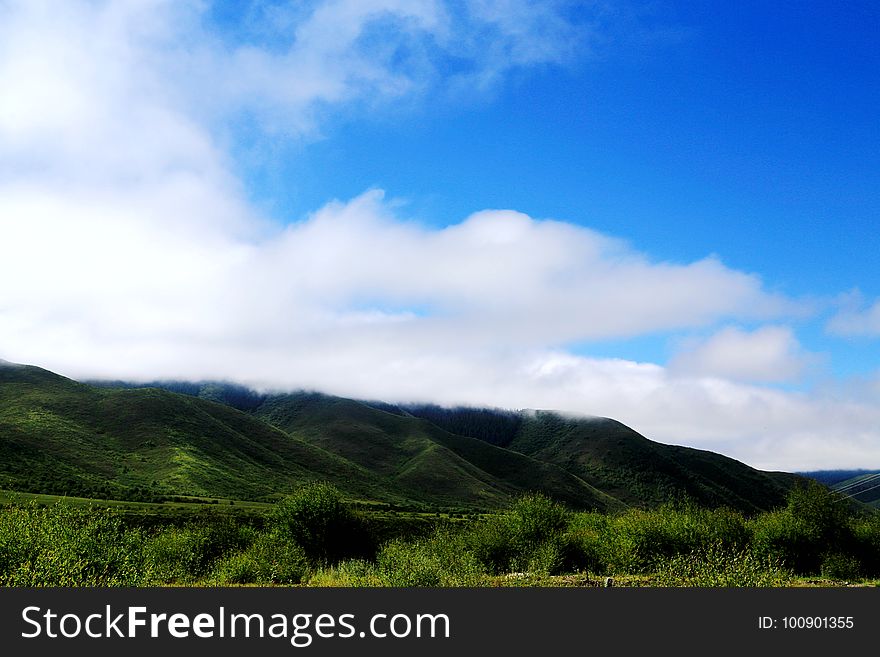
(377, 529, 483, 587)
(466, 494, 571, 575)
(0, 502, 144, 586)
(508, 494, 569, 547)
(558, 512, 607, 574)
(213, 532, 309, 585)
(654, 543, 791, 587)
(142, 519, 254, 584)
(820, 553, 861, 581)
(599, 505, 751, 574)
(851, 514, 880, 577)
(750, 482, 853, 575)
(270, 483, 370, 564)
(142, 526, 214, 583)
(466, 514, 516, 574)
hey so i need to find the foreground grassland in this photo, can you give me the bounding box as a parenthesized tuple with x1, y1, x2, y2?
(1, 482, 878, 587)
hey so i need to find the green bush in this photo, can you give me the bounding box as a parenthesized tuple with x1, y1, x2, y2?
(558, 512, 607, 574)
(600, 505, 751, 574)
(750, 482, 852, 575)
(820, 553, 861, 581)
(377, 530, 483, 587)
(270, 483, 370, 564)
(466, 493, 572, 575)
(142, 527, 214, 583)
(213, 532, 309, 585)
(654, 543, 791, 587)
(142, 519, 254, 584)
(0, 502, 144, 586)
(851, 514, 880, 577)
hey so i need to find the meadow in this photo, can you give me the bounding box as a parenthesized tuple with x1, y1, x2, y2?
(1, 481, 878, 587)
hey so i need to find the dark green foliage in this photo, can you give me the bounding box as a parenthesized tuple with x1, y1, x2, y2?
(750, 481, 852, 574)
(404, 404, 523, 447)
(90, 379, 267, 412)
(270, 483, 371, 564)
(820, 552, 862, 581)
(466, 494, 573, 575)
(599, 505, 751, 574)
(851, 514, 880, 577)
(142, 518, 254, 583)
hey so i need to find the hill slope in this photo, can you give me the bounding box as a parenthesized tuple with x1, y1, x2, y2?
(0, 362, 397, 502)
(406, 406, 801, 512)
(0, 363, 619, 510)
(2, 362, 802, 512)
(252, 393, 622, 511)
(829, 472, 880, 508)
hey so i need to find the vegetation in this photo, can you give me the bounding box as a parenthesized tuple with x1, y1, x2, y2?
(2, 361, 872, 588)
(1, 362, 803, 516)
(2, 481, 879, 588)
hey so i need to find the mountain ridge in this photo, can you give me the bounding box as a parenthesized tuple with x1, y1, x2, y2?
(2, 361, 803, 512)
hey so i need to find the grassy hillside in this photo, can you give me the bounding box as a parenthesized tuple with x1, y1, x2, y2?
(830, 472, 880, 507)
(0, 364, 619, 510)
(0, 363, 401, 503)
(253, 393, 622, 511)
(406, 405, 800, 512)
(2, 362, 800, 513)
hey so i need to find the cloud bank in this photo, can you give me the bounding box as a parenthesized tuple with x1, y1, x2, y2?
(1, 0, 878, 471)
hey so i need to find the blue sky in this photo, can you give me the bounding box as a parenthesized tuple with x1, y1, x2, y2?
(0, 1, 878, 470)
(243, 1, 879, 294)
(229, 0, 880, 376)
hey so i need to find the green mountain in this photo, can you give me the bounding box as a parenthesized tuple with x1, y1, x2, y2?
(1, 362, 802, 512)
(404, 405, 802, 513)
(0, 362, 395, 503)
(828, 472, 880, 508)
(251, 393, 621, 511)
(0, 363, 617, 510)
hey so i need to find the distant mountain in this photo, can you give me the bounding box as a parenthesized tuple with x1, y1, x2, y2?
(89, 378, 267, 412)
(405, 405, 802, 513)
(827, 472, 880, 508)
(2, 362, 803, 512)
(800, 470, 880, 487)
(251, 393, 621, 511)
(0, 363, 616, 510)
(0, 362, 394, 503)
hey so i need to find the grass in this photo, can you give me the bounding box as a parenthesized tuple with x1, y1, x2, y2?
(1, 362, 802, 516)
(3, 481, 878, 588)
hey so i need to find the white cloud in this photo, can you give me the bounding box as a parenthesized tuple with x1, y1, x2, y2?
(1, 0, 878, 473)
(669, 325, 814, 383)
(827, 292, 880, 338)
(0, 188, 796, 367)
(4, 186, 866, 471)
(0, 0, 586, 171)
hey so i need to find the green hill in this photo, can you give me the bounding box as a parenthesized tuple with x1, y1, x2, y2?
(830, 472, 880, 507)
(252, 393, 622, 511)
(406, 406, 801, 513)
(0, 362, 398, 502)
(1, 362, 801, 512)
(0, 363, 617, 510)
